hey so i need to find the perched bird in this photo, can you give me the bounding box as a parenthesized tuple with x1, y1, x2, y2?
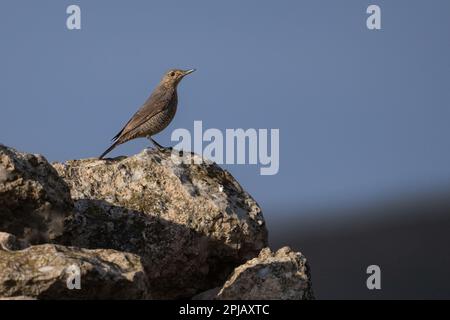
(99, 68, 195, 159)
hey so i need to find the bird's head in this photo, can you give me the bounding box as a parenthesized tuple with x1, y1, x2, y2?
(162, 68, 196, 87)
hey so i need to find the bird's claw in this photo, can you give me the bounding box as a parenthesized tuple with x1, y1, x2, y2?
(152, 145, 172, 153)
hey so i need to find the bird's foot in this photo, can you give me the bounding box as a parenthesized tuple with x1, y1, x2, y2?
(147, 137, 172, 153)
(147, 144, 172, 153)
(158, 146, 173, 153)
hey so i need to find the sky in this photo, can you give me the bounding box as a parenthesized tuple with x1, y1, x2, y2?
(1, 0, 450, 217)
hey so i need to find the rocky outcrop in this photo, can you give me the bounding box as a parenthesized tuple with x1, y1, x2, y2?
(226, 247, 312, 300)
(0, 145, 73, 244)
(0, 232, 148, 299)
(203, 247, 314, 300)
(0, 145, 313, 299)
(52, 149, 267, 298)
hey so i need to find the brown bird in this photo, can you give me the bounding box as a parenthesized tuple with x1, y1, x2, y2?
(99, 68, 195, 159)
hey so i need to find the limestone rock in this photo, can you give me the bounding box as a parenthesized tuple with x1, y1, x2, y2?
(52, 149, 268, 298)
(0, 235, 148, 299)
(0, 145, 312, 300)
(0, 145, 73, 243)
(196, 247, 314, 300)
(0, 296, 36, 300)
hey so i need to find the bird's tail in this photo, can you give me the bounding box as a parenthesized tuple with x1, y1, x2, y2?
(99, 140, 121, 160)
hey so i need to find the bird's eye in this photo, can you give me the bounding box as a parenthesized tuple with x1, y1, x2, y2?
(170, 72, 175, 77)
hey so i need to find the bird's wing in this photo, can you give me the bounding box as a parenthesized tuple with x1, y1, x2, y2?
(112, 86, 174, 142)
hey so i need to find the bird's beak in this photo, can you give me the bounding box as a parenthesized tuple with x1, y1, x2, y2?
(183, 69, 196, 76)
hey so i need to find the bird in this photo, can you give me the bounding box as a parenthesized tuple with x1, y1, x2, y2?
(99, 68, 196, 159)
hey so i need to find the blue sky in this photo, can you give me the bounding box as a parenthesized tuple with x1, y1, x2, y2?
(1, 0, 450, 216)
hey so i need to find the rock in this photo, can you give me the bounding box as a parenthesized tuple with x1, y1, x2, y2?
(0, 145, 313, 300)
(0, 234, 148, 299)
(52, 149, 268, 298)
(0, 232, 29, 251)
(195, 247, 314, 300)
(0, 145, 73, 243)
(191, 287, 221, 300)
(0, 296, 36, 300)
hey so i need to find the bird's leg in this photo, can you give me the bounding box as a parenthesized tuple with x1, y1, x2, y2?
(147, 136, 169, 152)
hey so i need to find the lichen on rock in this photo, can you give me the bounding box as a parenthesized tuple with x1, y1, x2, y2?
(195, 247, 314, 300)
(0, 145, 73, 244)
(0, 145, 313, 300)
(0, 232, 148, 299)
(52, 148, 268, 298)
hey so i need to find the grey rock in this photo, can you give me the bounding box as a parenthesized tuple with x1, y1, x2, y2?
(0, 145, 312, 300)
(52, 148, 268, 298)
(0, 234, 148, 299)
(0, 145, 73, 244)
(196, 247, 314, 300)
(0, 296, 36, 300)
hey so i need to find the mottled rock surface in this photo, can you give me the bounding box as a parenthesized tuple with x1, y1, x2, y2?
(0, 145, 313, 300)
(0, 296, 36, 300)
(0, 233, 148, 299)
(195, 247, 314, 300)
(52, 149, 268, 298)
(0, 145, 73, 243)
